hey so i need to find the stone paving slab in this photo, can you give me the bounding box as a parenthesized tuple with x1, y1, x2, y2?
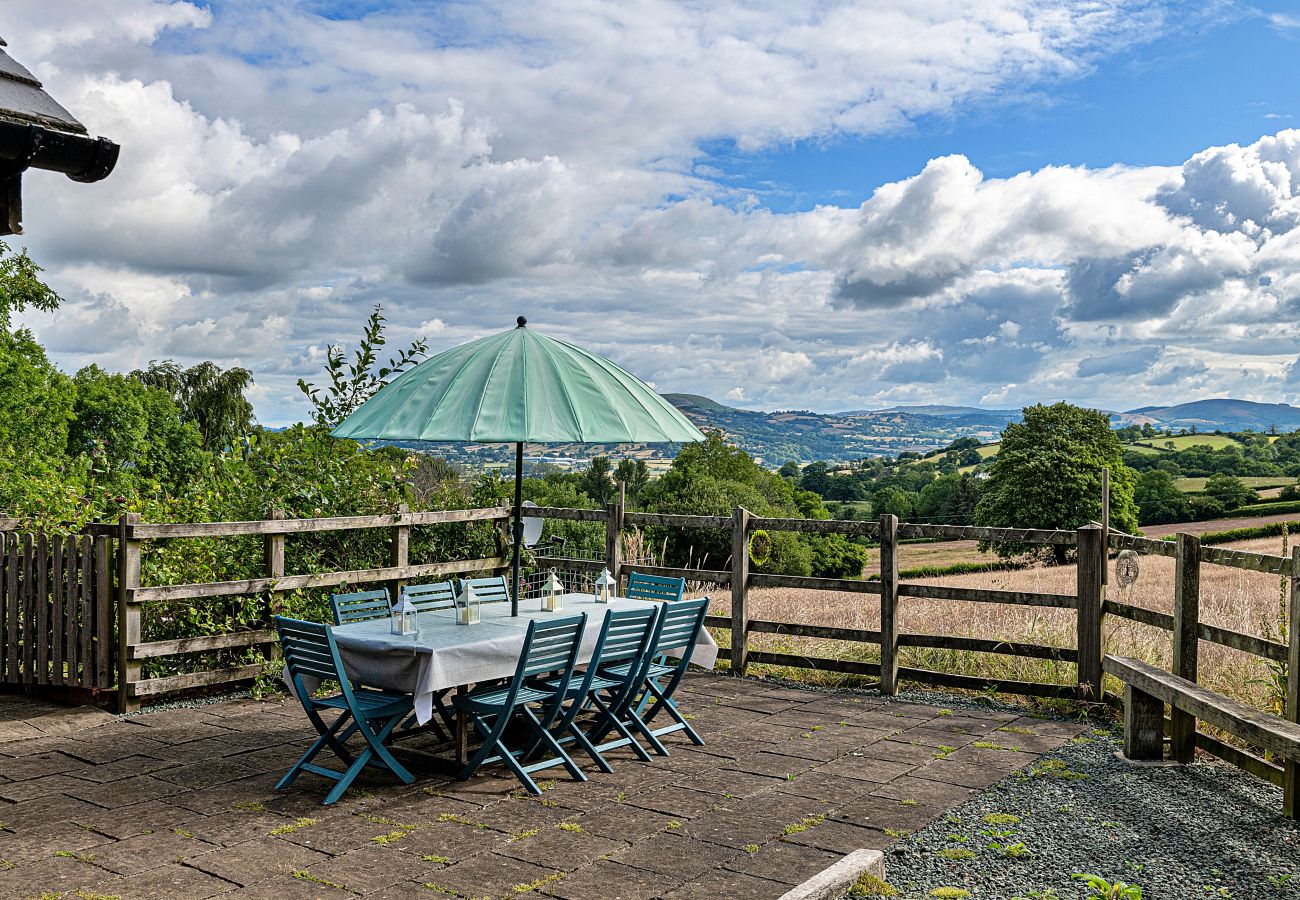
(0, 676, 1084, 899)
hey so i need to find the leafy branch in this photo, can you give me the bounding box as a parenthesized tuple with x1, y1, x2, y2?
(298, 304, 427, 429)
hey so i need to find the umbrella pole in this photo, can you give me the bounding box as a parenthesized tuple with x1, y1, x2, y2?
(511, 441, 523, 616)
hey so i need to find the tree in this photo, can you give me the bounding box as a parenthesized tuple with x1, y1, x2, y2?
(873, 486, 916, 520)
(0, 240, 60, 330)
(975, 403, 1138, 561)
(578, 457, 615, 505)
(613, 458, 650, 503)
(298, 304, 427, 428)
(1203, 473, 1256, 510)
(133, 360, 255, 451)
(1133, 470, 1191, 526)
(777, 461, 801, 479)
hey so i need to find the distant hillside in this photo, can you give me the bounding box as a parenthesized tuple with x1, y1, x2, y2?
(662, 394, 1007, 464)
(1115, 399, 1300, 433)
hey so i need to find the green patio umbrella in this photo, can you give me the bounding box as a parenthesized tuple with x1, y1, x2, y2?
(332, 317, 706, 615)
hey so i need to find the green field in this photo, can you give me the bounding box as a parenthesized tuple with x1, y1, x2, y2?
(1128, 434, 1243, 451)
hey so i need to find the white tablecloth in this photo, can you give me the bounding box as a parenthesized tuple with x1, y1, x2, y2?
(289, 594, 718, 725)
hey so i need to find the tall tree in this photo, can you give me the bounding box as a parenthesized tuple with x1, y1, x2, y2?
(578, 456, 615, 505)
(976, 402, 1138, 561)
(298, 304, 427, 428)
(613, 458, 650, 503)
(133, 359, 256, 451)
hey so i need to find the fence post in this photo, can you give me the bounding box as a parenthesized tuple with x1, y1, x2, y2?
(116, 513, 142, 713)
(389, 503, 410, 602)
(264, 508, 286, 618)
(1171, 532, 1201, 763)
(730, 506, 750, 676)
(878, 513, 900, 696)
(1285, 545, 1300, 818)
(605, 490, 625, 589)
(1075, 524, 1104, 703)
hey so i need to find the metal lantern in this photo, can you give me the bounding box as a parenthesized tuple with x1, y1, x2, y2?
(390, 591, 417, 636)
(594, 567, 615, 603)
(542, 567, 564, 612)
(457, 581, 480, 625)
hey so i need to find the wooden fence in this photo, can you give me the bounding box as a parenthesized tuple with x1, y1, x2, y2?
(0, 529, 116, 694)
(5, 501, 1300, 800)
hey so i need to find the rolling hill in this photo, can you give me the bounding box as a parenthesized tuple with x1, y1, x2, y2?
(1115, 399, 1300, 433)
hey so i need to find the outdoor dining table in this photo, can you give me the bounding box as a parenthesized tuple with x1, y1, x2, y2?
(319, 593, 719, 763)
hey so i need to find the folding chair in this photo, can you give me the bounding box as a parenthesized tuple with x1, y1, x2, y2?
(458, 575, 511, 604)
(274, 616, 415, 805)
(534, 605, 661, 773)
(330, 588, 391, 625)
(634, 596, 710, 752)
(624, 571, 685, 603)
(454, 613, 588, 795)
(593, 597, 709, 756)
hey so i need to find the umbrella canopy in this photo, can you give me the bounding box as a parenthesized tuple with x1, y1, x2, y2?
(331, 317, 705, 615)
(331, 317, 704, 445)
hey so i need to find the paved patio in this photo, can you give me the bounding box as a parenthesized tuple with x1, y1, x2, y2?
(0, 674, 1084, 899)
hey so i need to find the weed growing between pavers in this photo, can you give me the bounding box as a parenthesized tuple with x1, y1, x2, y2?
(268, 816, 317, 835)
(293, 869, 349, 890)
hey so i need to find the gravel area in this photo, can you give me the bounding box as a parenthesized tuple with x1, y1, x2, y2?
(869, 728, 1300, 900)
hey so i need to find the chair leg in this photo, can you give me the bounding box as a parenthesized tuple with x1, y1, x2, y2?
(622, 706, 671, 757)
(567, 722, 614, 773)
(458, 712, 510, 781)
(642, 679, 705, 745)
(355, 710, 416, 785)
(519, 706, 587, 782)
(277, 710, 354, 791)
(587, 694, 652, 762)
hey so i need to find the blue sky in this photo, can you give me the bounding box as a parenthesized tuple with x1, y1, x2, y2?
(717, 4, 1300, 211)
(10, 0, 1300, 423)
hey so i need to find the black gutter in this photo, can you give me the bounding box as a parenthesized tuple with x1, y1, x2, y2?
(0, 119, 119, 182)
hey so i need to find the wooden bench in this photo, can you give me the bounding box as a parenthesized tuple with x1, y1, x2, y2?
(1104, 654, 1300, 816)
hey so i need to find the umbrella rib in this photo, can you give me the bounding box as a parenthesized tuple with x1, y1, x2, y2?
(534, 336, 587, 442)
(467, 331, 514, 442)
(417, 336, 498, 440)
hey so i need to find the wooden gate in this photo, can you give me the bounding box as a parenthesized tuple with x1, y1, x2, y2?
(0, 531, 115, 692)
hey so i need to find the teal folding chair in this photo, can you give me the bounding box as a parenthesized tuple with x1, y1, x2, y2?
(592, 597, 709, 756)
(459, 575, 511, 604)
(274, 616, 415, 805)
(633, 596, 711, 752)
(330, 588, 391, 625)
(405, 580, 457, 613)
(533, 605, 661, 773)
(625, 571, 685, 603)
(454, 613, 588, 795)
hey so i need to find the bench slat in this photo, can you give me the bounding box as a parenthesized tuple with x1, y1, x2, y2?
(1103, 654, 1300, 762)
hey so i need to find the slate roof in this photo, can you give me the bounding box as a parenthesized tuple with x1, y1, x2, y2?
(0, 36, 86, 134)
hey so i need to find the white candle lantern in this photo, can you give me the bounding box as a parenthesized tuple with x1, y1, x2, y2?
(457, 581, 480, 625)
(542, 567, 564, 611)
(390, 591, 417, 636)
(594, 568, 615, 603)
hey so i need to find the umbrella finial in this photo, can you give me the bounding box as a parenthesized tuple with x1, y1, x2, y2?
(516, 316, 527, 328)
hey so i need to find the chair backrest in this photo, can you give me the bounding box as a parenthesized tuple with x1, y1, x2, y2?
(405, 580, 456, 613)
(595, 605, 660, 666)
(276, 616, 349, 703)
(518, 612, 588, 680)
(330, 588, 391, 626)
(625, 571, 685, 603)
(461, 575, 510, 604)
(650, 596, 709, 659)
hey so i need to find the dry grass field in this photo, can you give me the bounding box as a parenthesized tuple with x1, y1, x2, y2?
(695, 532, 1294, 716)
